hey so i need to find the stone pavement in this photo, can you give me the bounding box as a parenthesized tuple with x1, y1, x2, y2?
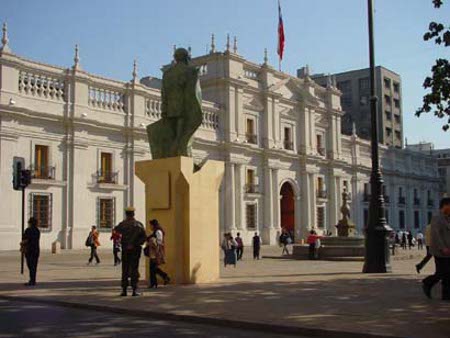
(0, 246, 448, 338)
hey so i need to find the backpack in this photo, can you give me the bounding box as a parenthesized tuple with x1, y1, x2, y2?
(85, 233, 93, 247)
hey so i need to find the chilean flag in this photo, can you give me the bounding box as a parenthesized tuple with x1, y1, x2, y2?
(277, 0, 285, 61)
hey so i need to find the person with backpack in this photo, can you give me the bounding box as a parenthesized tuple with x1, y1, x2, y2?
(86, 225, 100, 265)
(235, 232, 244, 260)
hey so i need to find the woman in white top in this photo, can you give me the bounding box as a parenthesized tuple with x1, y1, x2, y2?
(147, 219, 170, 287)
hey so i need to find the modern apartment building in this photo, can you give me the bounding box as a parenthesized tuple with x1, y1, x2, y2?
(312, 66, 403, 148)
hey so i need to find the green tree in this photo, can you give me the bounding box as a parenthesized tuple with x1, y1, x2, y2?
(416, 0, 450, 131)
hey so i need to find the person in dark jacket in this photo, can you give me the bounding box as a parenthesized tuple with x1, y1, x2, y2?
(21, 217, 40, 286)
(114, 207, 147, 297)
(252, 232, 261, 260)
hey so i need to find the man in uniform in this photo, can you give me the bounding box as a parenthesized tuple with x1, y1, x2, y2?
(114, 207, 147, 296)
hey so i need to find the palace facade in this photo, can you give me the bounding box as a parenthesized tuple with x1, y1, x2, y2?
(0, 30, 440, 250)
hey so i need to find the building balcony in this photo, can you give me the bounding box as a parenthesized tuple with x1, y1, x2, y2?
(317, 190, 327, 199)
(284, 140, 294, 150)
(317, 147, 326, 156)
(30, 165, 56, 180)
(414, 198, 421, 206)
(245, 183, 259, 194)
(96, 170, 119, 184)
(427, 199, 434, 208)
(398, 196, 406, 205)
(245, 133, 258, 145)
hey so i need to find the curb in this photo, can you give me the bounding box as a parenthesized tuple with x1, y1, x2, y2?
(0, 295, 405, 338)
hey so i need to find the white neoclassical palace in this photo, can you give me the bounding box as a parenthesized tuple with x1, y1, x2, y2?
(0, 28, 441, 250)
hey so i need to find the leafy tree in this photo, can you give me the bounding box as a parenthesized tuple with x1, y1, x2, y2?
(416, 0, 450, 131)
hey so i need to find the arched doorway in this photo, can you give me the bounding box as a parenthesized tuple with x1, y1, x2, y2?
(280, 182, 295, 236)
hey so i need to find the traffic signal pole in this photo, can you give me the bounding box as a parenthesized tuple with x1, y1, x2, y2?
(21, 187, 25, 275)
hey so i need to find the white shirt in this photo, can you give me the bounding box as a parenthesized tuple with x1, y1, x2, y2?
(155, 229, 164, 245)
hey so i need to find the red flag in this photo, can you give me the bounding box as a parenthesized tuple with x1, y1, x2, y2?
(277, 0, 285, 61)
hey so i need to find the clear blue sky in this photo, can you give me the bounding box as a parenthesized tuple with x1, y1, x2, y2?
(1, 0, 449, 147)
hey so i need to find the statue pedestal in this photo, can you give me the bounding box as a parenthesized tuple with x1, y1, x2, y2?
(135, 157, 224, 284)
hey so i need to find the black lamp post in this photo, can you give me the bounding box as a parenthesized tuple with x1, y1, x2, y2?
(362, 0, 393, 273)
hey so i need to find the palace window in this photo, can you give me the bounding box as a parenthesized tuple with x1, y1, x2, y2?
(414, 211, 420, 229)
(284, 127, 293, 150)
(98, 197, 115, 230)
(98, 152, 116, 183)
(245, 118, 257, 144)
(316, 134, 325, 156)
(30, 193, 52, 230)
(399, 210, 405, 229)
(317, 207, 325, 229)
(33, 145, 54, 179)
(246, 204, 257, 230)
(245, 169, 258, 193)
(317, 177, 326, 198)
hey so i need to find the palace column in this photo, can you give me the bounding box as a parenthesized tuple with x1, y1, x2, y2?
(225, 162, 237, 231)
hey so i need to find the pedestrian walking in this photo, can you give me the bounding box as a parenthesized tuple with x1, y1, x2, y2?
(110, 229, 122, 266)
(20, 217, 40, 286)
(407, 231, 414, 249)
(416, 224, 433, 274)
(390, 232, 396, 256)
(417, 231, 424, 250)
(401, 232, 407, 250)
(221, 233, 237, 267)
(422, 198, 450, 300)
(235, 232, 244, 260)
(146, 219, 170, 288)
(252, 232, 261, 260)
(279, 228, 291, 256)
(86, 226, 100, 265)
(114, 207, 147, 297)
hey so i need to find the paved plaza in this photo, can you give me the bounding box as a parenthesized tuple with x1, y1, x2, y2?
(0, 247, 449, 338)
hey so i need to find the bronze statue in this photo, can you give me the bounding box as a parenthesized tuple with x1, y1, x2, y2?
(336, 188, 356, 237)
(147, 48, 203, 159)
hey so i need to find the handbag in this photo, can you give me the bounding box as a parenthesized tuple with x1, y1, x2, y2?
(143, 245, 150, 257)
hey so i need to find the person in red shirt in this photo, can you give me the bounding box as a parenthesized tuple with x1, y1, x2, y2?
(110, 229, 122, 266)
(306, 230, 320, 260)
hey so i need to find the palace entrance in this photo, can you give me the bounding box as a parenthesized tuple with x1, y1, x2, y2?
(280, 182, 295, 236)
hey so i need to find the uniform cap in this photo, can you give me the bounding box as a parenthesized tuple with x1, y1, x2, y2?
(124, 206, 135, 212)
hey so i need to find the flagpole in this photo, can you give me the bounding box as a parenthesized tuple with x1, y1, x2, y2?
(279, 59, 281, 72)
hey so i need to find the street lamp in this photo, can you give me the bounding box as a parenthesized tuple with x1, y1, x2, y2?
(362, 0, 393, 273)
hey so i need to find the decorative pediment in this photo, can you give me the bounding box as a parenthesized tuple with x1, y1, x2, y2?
(268, 77, 318, 104)
(243, 94, 264, 111)
(314, 113, 329, 127)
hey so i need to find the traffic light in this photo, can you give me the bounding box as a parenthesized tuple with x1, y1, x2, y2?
(12, 157, 32, 190)
(13, 157, 24, 190)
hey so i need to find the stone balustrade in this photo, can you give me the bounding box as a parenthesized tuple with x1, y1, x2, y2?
(88, 86, 125, 112)
(18, 70, 65, 101)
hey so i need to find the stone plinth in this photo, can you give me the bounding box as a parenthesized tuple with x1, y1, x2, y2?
(293, 236, 365, 260)
(135, 157, 224, 284)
